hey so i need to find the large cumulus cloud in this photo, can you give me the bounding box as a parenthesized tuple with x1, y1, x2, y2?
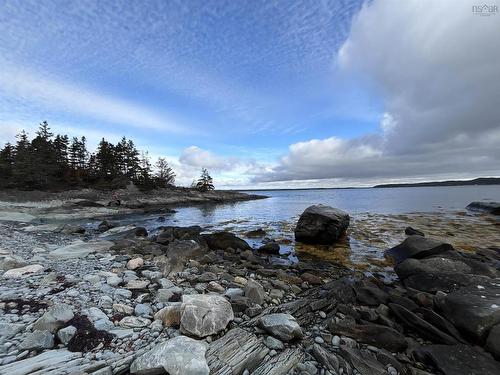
(255, 0, 500, 185)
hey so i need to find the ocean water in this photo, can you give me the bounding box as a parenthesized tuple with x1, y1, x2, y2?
(96, 185, 500, 269)
(153, 185, 500, 228)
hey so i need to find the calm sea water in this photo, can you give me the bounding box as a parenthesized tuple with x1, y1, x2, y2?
(109, 185, 500, 233)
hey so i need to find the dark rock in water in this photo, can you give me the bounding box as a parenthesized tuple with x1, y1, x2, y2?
(466, 201, 500, 215)
(385, 235, 453, 265)
(258, 241, 280, 254)
(294, 205, 349, 245)
(246, 228, 267, 238)
(389, 303, 458, 345)
(97, 220, 114, 232)
(156, 226, 203, 245)
(329, 320, 407, 352)
(405, 227, 425, 236)
(71, 200, 104, 208)
(440, 280, 500, 342)
(486, 324, 500, 360)
(413, 344, 500, 375)
(355, 285, 389, 306)
(134, 227, 148, 237)
(202, 231, 252, 251)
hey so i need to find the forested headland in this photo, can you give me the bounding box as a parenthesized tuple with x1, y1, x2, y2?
(0, 121, 177, 191)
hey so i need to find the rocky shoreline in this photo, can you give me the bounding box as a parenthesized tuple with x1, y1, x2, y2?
(0, 202, 499, 375)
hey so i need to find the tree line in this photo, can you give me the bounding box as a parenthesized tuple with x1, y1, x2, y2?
(0, 121, 213, 191)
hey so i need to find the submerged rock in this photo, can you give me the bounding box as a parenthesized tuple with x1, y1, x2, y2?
(202, 231, 251, 251)
(294, 205, 349, 245)
(466, 201, 500, 215)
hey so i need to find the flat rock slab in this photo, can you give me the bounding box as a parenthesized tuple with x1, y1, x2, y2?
(0, 349, 82, 375)
(339, 346, 387, 375)
(207, 328, 269, 374)
(385, 235, 453, 265)
(2, 264, 44, 278)
(440, 280, 500, 341)
(48, 240, 114, 259)
(329, 321, 408, 352)
(130, 335, 209, 375)
(252, 348, 304, 375)
(294, 204, 349, 245)
(414, 344, 500, 375)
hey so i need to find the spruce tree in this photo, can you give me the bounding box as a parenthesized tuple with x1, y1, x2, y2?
(196, 168, 214, 191)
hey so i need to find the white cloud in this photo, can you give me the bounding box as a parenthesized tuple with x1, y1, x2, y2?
(256, 0, 500, 185)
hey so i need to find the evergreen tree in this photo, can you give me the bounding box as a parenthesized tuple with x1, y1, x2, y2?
(0, 143, 15, 184)
(31, 121, 56, 187)
(95, 138, 116, 179)
(12, 130, 34, 187)
(53, 134, 69, 167)
(125, 140, 140, 179)
(155, 157, 175, 186)
(138, 151, 152, 184)
(196, 168, 214, 191)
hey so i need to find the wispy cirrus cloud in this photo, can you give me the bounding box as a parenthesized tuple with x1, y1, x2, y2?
(0, 63, 191, 134)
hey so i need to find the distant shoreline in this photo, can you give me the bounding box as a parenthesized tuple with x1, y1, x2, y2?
(237, 177, 500, 191)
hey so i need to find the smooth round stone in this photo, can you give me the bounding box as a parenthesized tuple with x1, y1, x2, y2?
(314, 336, 324, 344)
(319, 311, 327, 319)
(331, 335, 341, 347)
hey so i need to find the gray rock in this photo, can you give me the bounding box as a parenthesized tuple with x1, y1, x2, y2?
(48, 240, 114, 259)
(466, 201, 500, 215)
(440, 280, 500, 341)
(245, 280, 265, 305)
(57, 325, 77, 345)
(135, 304, 153, 317)
(154, 303, 181, 327)
(225, 287, 244, 300)
(180, 294, 234, 338)
(119, 316, 151, 328)
(33, 303, 74, 333)
(0, 349, 82, 375)
(207, 328, 269, 374)
(0, 322, 25, 339)
(130, 335, 209, 375)
(259, 313, 303, 342)
(414, 344, 500, 375)
(202, 231, 252, 251)
(20, 330, 54, 350)
(486, 324, 500, 360)
(385, 235, 453, 265)
(264, 336, 284, 350)
(294, 205, 349, 245)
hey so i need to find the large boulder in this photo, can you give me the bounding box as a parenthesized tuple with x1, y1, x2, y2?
(130, 335, 209, 375)
(202, 232, 251, 251)
(440, 280, 500, 342)
(413, 344, 500, 375)
(466, 201, 500, 215)
(294, 205, 349, 245)
(259, 313, 303, 342)
(157, 240, 203, 275)
(180, 294, 234, 338)
(385, 235, 453, 265)
(244, 280, 266, 305)
(3, 264, 44, 278)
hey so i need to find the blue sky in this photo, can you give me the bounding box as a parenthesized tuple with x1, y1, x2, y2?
(1, 0, 499, 188)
